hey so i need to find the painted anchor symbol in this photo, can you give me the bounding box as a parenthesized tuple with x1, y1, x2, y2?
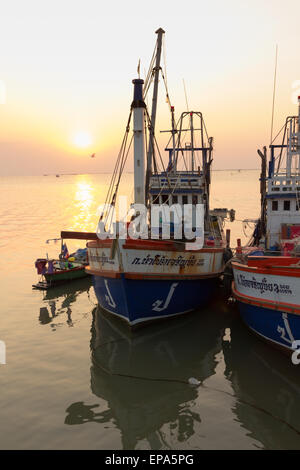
(104, 279, 116, 309)
(152, 283, 178, 312)
(277, 312, 295, 344)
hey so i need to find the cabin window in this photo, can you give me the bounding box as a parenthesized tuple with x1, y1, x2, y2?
(172, 195, 178, 204)
(192, 195, 198, 204)
(272, 200, 278, 211)
(284, 200, 290, 211)
(162, 194, 169, 204)
(296, 202, 300, 211)
(152, 195, 159, 204)
(182, 195, 188, 205)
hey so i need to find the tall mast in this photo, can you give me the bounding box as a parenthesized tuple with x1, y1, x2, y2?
(145, 27, 165, 202)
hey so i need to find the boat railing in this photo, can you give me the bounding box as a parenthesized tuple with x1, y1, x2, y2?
(268, 174, 300, 193)
(150, 172, 204, 188)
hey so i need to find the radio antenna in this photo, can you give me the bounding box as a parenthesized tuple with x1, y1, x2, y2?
(183, 78, 189, 111)
(270, 44, 278, 144)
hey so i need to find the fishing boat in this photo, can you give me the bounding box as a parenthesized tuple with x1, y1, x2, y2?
(84, 28, 234, 326)
(231, 97, 300, 353)
(33, 241, 88, 289)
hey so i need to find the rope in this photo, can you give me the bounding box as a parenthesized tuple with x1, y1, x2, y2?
(101, 111, 133, 230)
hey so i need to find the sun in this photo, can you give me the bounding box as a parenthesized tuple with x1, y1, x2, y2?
(73, 131, 92, 148)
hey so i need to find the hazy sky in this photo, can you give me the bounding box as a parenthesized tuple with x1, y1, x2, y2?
(0, 0, 300, 175)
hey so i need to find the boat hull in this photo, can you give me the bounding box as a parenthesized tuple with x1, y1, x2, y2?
(232, 259, 300, 353)
(92, 274, 218, 326)
(236, 300, 300, 353)
(44, 267, 88, 285)
(87, 238, 225, 326)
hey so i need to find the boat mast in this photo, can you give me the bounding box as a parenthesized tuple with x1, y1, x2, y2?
(145, 27, 165, 203)
(257, 146, 267, 238)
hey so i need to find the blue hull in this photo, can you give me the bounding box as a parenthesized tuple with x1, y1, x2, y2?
(92, 274, 218, 325)
(237, 300, 300, 352)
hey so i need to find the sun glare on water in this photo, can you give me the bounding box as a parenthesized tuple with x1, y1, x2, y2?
(73, 131, 92, 148)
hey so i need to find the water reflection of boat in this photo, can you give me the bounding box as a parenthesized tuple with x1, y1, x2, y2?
(223, 312, 300, 449)
(42, 276, 92, 301)
(85, 302, 230, 449)
(38, 277, 92, 327)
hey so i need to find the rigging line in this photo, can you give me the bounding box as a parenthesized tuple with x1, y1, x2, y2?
(144, 66, 154, 99)
(103, 112, 132, 227)
(102, 118, 130, 211)
(152, 133, 184, 221)
(148, 110, 181, 205)
(106, 135, 133, 227)
(175, 125, 189, 172)
(276, 117, 295, 173)
(202, 117, 210, 144)
(146, 41, 157, 83)
(183, 79, 189, 112)
(144, 42, 157, 99)
(162, 34, 167, 87)
(102, 136, 126, 220)
(116, 115, 133, 184)
(105, 135, 134, 229)
(144, 41, 157, 88)
(163, 113, 188, 173)
(116, 135, 134, 192)
(174, 115, 189, 172)
(272, 116, 293, 145)
(270, 44, 278, 145)
(145, 109, 167, 178)
(161, 70, 172, 110)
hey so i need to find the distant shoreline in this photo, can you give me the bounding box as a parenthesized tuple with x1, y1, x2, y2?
(0, 169, 261, 177)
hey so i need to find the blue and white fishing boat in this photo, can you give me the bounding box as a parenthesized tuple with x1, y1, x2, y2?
(231, 97, 300, 353)
(86, 29, 234, 326)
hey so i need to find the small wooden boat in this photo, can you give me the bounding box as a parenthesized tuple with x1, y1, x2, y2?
(33, 244, 89, 289)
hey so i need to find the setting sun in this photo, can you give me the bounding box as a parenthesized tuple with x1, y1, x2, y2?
(73, 131, 92, 148)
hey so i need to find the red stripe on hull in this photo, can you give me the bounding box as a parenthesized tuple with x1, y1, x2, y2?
(124, 271, 222, 280)
(87, 239, 114, 248)
(232, 260, 300, 278)
(87, 238, 224, 253)
(85, 265, 222, 280)
(85, 266, 121, 278)
(247, 256, 300, 268)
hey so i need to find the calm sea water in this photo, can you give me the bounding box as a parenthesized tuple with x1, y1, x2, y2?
(1, 171, 300, 450)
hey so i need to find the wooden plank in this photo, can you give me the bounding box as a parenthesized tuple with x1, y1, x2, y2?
(61, 231, 98, 240)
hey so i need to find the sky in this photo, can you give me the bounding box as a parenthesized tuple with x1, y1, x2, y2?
(0, 0, 300, 175)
